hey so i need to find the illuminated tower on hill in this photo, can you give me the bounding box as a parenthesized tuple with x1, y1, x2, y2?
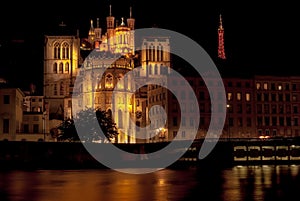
(218, 14, 226, 60)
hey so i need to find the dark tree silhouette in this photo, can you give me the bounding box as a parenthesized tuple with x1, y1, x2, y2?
(56, 108, 118, 142)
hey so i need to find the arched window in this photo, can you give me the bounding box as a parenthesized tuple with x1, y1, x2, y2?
(105, 74, 114, 89)
(148, 64, 152, 75)
(53, 63, 58, 73)
(54, 42, 60, 59)
(150, 45, 154, 61)
(59, 63, 63, 73)
(65, 62, 69, 73)
(154, 64, 158, 75)
(117, 74, 124, 89)
(61, 42, 70, 59)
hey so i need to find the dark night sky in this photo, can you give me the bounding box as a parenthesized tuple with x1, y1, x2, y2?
(0, 0, 298, 93)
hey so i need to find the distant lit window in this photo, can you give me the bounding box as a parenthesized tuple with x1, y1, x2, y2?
(53, 63, 58, 73)
(154, 64, 158, 74)
(117, 74, 124, 89)
(61, 42, 70, 59)
(59, 63, 63, 73)
(105, 74, 114, 88)
(263, 83, 268, 90)
(246, 93, 251, 101)
(237, 92, 242, 101)
(256, 82, 261, 90)
(278, 84, 282, 90)
(227, 92, 232, 101)
(65, 62, 69, 73)
(54, 42, 60, 59)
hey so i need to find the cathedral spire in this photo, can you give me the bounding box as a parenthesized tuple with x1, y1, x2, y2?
(130, 6, 132, 18)
(109, 4, 112, 16)
(127, 6, 135, 30)
(218, 14, 226, 60)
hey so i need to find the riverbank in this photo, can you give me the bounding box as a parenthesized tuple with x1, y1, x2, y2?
(1, 138, 300, 170)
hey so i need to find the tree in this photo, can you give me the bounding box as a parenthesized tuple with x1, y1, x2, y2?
(56, 108, 118, 142)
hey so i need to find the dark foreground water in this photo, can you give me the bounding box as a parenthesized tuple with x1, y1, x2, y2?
(1, 165, 300, 201)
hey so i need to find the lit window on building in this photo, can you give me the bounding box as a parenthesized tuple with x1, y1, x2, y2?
(59, 63, 63, 73)
(292, 95, 297, 101)
(237, 92, 241, 101)
(246, 93, 251, 101)
(227, 92, 232, 101)
(53, 63, 58, 73)
(263, 83, 268, 90)
(54, 42, 60, 59)
(256, 82, 261, 90)
(105, 74, 114, 88)
(278, 84, 282, 90)
(65, 63, 69, 73)
(117, 74, 124, 89)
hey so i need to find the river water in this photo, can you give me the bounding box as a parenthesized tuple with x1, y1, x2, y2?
(1, 165, 300, 201)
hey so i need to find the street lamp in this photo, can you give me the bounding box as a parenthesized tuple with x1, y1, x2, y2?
(226, 104, 231, 141)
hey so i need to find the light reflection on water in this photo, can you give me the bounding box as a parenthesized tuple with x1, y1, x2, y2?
(1, 165, 300, 201)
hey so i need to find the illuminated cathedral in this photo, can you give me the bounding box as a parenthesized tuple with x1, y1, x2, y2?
(43, 5, 171, 143)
